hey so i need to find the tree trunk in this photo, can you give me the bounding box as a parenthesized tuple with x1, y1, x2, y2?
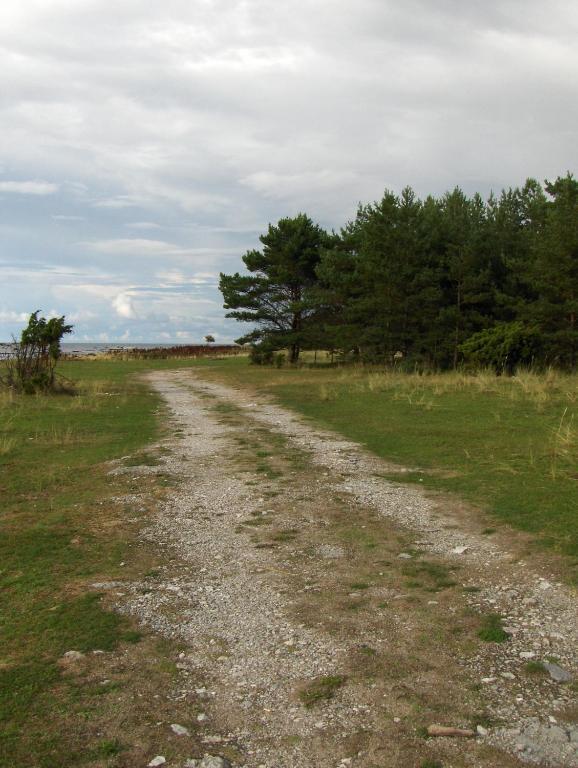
(453, 282, 462, 369)
(290, 309, 301, 363)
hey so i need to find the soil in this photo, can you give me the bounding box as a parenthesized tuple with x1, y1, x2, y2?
(100, 370, 577, 768)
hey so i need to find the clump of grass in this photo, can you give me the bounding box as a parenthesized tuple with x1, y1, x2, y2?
(271, 529, 298, 542)
(477, 613, 510, 643)
(350, 581, 370, 590)
(401, 560, 457, 592)
(524, 660, 547, 675)
(0, 435, 16, 456)
(95, 739, 124, 757)
(549, 408, 576, 480)
(421, 760, 443, 768)
(298, 675, 345, 707)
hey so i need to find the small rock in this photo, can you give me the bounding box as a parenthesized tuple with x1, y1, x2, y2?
(197, 713, 208, 722)
(476, 725, 489, 737)
(62, 650, 85, 662)
(171, 723, 190, 736)
(398, 553, 412, 559)
(393, 717, 401, 723)
(199, 757, 231, 768)
(451, 545, 468, 555)
(148, 758, 166, 768)
(519, 652, 536, 659)
(501, 672, 516, 680)
(543, 662, 573, 683)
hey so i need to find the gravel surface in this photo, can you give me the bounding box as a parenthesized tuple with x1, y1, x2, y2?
(109, 370, 577, 768)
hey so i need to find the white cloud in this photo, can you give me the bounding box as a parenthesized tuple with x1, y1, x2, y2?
(0, 309, 29, 322)
(0, 180, 58, 195)
(126, 221, 161, 230)
(81, 238, 184, 256)
(92, 196, 142, 209)
(51, 214, 85, 221)
(112, 292, 136, 319)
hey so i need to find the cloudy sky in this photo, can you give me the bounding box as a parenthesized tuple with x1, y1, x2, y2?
(0, 0, 576, 342)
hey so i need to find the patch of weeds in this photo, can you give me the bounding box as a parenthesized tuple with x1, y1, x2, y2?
(416, 726, 430, 739)
(123, 452, 161, 467)
(241, 517, 270, 527)
(524, 660, 547, 675)
(421, 760, 443, 768)
(122, 630, 143, 644)
(212, 402, 238, 415)
(350, 582, 370, 590)
(298, 675, 345, 708)
(482, 527, 497, 535)
(470, 711, 499, 729)
(272, 529, 298, 542)
(95, 738, 124, 757)
(477, 613, 510, 643)
(402, 560, 457, 592)
(91, 681, 124, 696)
(463, 585, 480, 593)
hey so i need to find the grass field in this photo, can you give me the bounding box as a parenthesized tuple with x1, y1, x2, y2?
(193, 358, 578, 568)
(0, 358, 200, 767)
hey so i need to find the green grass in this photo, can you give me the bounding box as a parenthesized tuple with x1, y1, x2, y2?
(0, 358, 199, 766)
(191, 358, 578, 568)
(477, 613, 510, 643)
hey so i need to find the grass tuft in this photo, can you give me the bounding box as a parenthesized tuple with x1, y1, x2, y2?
(298, 675, 345, 707)
(477, 613, 510, 643)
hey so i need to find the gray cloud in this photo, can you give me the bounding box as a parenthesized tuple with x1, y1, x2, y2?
(0, 0, 576, 341)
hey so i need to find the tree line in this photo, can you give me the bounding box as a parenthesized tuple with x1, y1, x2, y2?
(219, 173, 577, 371)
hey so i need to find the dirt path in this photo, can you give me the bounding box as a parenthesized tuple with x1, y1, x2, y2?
(112, 370, 577, 768)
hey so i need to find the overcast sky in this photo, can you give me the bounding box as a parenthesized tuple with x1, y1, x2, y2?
(0, 0, 576, 342)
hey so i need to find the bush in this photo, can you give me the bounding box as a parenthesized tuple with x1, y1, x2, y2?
(2, 311, 73, 393)
(460, 322, 543, 374)
(249, 344, 275, 365)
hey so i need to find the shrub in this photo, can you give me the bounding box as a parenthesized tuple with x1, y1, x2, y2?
(2, 311, 73, 393)
(460, 322, 543, 374)
(249, 344, 275, 365)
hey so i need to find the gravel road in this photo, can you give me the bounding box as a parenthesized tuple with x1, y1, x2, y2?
(111, 370, 577, 768)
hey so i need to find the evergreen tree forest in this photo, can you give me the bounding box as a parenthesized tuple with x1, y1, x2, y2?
(219, 174, 577, 371)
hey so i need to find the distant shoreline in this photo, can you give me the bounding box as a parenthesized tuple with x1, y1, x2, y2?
(0, 342, 240, 358)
